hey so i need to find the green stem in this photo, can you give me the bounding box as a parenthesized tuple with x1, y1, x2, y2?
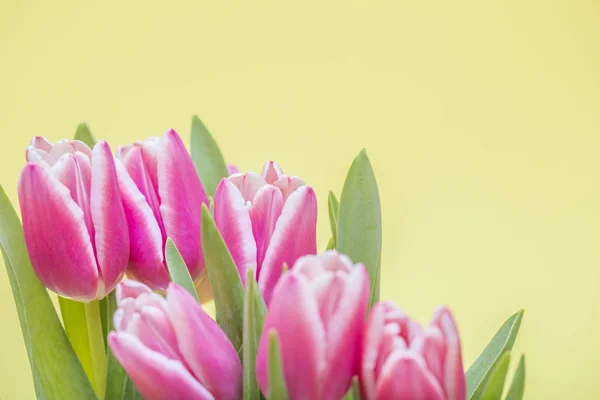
(85, 299, 106, 399)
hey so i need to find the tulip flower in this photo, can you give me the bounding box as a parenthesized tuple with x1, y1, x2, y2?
(18, 137, 129, 301)
(115, 129, 208, 290)
(256, 251, 370, 399)
(108, 280, 242, 400)
(361, 302, 466, 400)
(213, 161, 317, 303)
(227, 164, 239, 175)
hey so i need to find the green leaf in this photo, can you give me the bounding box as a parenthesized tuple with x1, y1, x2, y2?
(75, 123, 97, 147)
(104, 291, 142, 400)
(466, 310, 524, 399)
(0, 185, 96, 399)
(267, 330, 288, 400)
(201, 205, 245, 351)
(58, 297, 95, 388)
(477, 351, 510, 400)
(243, 268, 267, 400)
(336, 149, 382, 307)
(165, 238, 199, 302)
(343, 376, 361, 400)
(325, 237, 335, 251)
(191, 115, 229, 197)
(327, 191, 340, 248)
(505, 355, 526, 400)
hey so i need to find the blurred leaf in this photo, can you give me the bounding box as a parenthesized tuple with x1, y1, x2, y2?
(325, 237, 335, 251)
(0, 185, 96, 399)
(327, 191, 339, 248)
(477, 351, 510, 400)
(58, 297, 95, 388)
(267, 330, 288, 400)
(99, 296, 109, 351)
(467, 310, 524, 399)
(166, 238, 199, 302)
(104, 291, 142, 400)
(343, 377, 361, 400)
(337, 149, 382, 307)
(201, 205, 244, 351)
(75, 123, 97, 147)
(191, 115, 229, 197)
(243, 268, 267, 400)
(505, 355, 526, 400)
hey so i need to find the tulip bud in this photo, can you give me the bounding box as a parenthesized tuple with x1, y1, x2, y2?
(108, 280, 242, 400)
(256, 251, 370, 399)
(115, 129, 208, 290)
(361, 302, 466, 400)
(18, 137, 129, 301)
(213, 160, 317, 303)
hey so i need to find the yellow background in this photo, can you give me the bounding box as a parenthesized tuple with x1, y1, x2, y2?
(1, 1, 599, 398)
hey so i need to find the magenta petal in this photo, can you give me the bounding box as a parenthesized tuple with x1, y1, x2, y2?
(376, 352, 445, 400)
(116, 280, 152, 303)
(361, 303, 387, 400)
(214, 179, 257, 286)
(430, 307, 466, 400)
(108, 332, 214, 400)
(322, 265, 370, 400)
(256, 274, 326, 399)
(416, 327, 446, 386)
(158, 129, 207, 280)
(167, 284, 242, 400)
(91, 141, 129, 296)
(227, 164, 240, 175)
(258, 185, 318, 304)
(18, 163, 98, 301)
(261, 161, 284, 184)
(250, 185, 284, 273)
(115, 159, 168, 289)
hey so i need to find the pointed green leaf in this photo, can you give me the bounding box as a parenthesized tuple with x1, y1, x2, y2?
(58, 297, 95, 388)
(165, 238, 199, 302)
(75, 123, 97, 147)
(267, 330, 288, 400)
(201, 205, 244, 351)
(467, 310, 524, 399)
(243, 268, 267, 400)
(325, 237, 335, 251)
(0, 185, 96, 399)
(99, 296, 110, 351)
(104, 291, 142, 400)
(505, 355, 526, 400)
(343, 376, 361, 400)
(191, 115, 229, 197)
(327, 191, 339, 248)
(337, 149, 382, 307)
(477, 351, 510, 400)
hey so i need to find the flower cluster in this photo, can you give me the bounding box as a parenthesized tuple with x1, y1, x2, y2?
(5, 123, 524, 400)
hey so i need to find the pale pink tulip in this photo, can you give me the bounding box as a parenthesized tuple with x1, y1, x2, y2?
(213, 161, 317, 303)
(361, 302, 466, 400)
(108, 280, 242, 400)
(227, 164, 239, 175)
(18, 137, 129, 301)
(256, 251, 370, 399)
(116, 129, 208, 290)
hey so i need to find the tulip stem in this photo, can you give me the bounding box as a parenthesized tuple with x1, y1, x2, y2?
(85, 299, 106, 399)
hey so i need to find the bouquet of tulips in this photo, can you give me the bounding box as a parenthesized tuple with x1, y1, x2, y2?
(0, 117, 526, 400)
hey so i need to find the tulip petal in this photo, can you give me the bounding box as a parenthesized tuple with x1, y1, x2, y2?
(250, 185, 284, 271)
(17, 163, 98, 301)
(322, 265, 370, 400)
(375, 352, 445, 400)
(415, 327, 446, 387)
(361, 303, 387, 400)
(273, 175, 305, 200)
(71, 140, 93, 159)
(115, 159, 168, 289)
(431, 307, 466, 400)
(261, 161, 284, 184)
(158, 129, 207, 280)
(228, 172, 267, 202)
(116, 280, 152, 304)
(227, 164, 240, 175)
(256, 274, 326, 399)
(125, 307, 182, 361)
(29, 136, 53, 152)
(214, 179, 257, 285)
(108, 332, 214, 400)
(167, 284, 242, 400)
(91, 141, 130, 295)
(258, 185, 317, 304)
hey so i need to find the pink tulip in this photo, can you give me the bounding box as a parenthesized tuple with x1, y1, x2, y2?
(361, 302, 466, 400)
(256, 251, 370, 399)
(213, 161, 317, 303)
(108, 280, 242, 400)
(227, 164, 239, 175)
(115, 129, 208, 290)
(18, 137, 129, 301)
